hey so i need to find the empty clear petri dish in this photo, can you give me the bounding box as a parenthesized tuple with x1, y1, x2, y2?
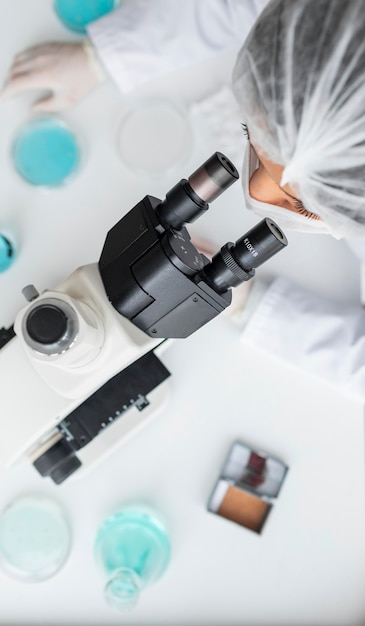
(12, 116, 82, 188)
(54, 0, 120, 33)
(116, 98, 194, 178)
(0, 234, 16, 272)
(0, 495, 71, 582)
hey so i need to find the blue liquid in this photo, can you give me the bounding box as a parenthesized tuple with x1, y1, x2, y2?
(12, 118, 80, 187)
(54, 0, 119, 33)
(0, 496, 70, 582)
(0, 235, 15, 272)
(95, 509, 170, 610)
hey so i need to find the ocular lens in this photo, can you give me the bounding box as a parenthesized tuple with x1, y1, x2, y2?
(233, 218, 288, 271)
(156, 152, 240, 230)
(203, 218, 288, 292)
(188, 152, 239, 203)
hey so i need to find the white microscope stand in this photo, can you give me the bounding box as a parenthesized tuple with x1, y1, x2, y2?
(1, 263, 170, 479)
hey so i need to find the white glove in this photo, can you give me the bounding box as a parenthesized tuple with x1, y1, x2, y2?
(1, 41, 105, 111)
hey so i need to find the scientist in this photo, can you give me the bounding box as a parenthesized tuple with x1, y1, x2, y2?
(3, 0, 365, 399)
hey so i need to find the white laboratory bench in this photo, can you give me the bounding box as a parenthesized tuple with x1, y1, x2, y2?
(0, 2, 364, 625)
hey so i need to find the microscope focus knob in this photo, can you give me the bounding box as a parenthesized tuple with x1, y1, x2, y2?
(21, 284, 39, 302)
(26, 305, 68, 345)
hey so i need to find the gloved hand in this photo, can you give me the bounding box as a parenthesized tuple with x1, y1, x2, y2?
(1, 41, 105, 111)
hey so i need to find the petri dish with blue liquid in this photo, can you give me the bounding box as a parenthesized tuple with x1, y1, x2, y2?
(12, 116, 81, 188)
(0, 495, 71, 582)
(54, 0, 120, 33)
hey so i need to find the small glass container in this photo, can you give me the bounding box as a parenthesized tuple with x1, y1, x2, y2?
(54, 0, 120, 33)
(0, 234, 16, 272)
(11, 116, 82, 188)
(116, 98, 194, 179)
(94, 508, 171, 611)
(0, 494, 71, 582)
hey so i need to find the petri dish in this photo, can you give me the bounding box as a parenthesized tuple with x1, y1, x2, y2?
(0, 495, 71, 582)
(116, 98, 193, 178)
(54, 0, 120, 33)
(12, 116, 81, 188)
(0, 234, 16, 273)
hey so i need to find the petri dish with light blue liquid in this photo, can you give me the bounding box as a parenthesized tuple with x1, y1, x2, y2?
(0, 234, 16, 273)
(12, 117, 81, 188)
(54, 0, 120, 33)
(0, 495, 71, 582)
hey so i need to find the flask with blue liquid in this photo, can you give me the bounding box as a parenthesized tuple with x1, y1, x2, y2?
(94, 508, 171, 611)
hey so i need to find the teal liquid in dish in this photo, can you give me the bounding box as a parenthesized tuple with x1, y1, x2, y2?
(94, 509, 171, 611)
(0, 235, 15, 272)
(54, 0, 119, 33)
(0, 495, 70, 582)
(12, 117, 81, 187)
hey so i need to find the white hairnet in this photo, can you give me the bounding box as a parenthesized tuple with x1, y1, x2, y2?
(232, 0, 365, 238)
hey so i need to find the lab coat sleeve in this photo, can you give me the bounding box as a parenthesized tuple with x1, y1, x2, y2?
(87, 0, 269, 93)
(241, 276, 365, 401)
(344, 238, 365, 306)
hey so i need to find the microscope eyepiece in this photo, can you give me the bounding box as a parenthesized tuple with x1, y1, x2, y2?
(203, 218, 288, 293)
(156, 152, 239, 230)
(188, 152, 239, 203)
(233, 218, 288, 271)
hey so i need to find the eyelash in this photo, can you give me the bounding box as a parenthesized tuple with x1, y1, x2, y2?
(241, 123, 250, 140)
(294, 200, 320, 220)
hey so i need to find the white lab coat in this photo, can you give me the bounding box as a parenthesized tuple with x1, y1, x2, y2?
(88, 0, 365, 401)
(87, 0, 268, 93)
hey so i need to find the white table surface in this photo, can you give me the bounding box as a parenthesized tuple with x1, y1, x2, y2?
(0, 2, 364, 625)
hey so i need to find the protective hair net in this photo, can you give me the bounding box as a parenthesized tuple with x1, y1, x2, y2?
(232, 0, 365, 238)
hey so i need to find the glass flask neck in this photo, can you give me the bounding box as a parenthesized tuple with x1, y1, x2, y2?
(104, 567, 141, 611)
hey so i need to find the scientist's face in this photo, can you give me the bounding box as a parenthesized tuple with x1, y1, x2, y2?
(249, 145, 321, 221)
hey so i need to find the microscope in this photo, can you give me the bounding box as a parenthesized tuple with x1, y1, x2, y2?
(0, 152, 287, 484)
